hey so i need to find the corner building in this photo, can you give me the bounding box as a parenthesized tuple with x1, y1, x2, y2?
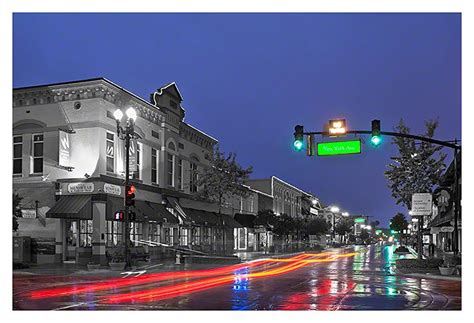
(13, 78, 242, 265)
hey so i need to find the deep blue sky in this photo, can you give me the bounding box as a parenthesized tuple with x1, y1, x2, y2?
(13, 13, 461, 227)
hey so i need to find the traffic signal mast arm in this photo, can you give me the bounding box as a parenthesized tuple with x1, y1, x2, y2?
(302, 130, 460, 150)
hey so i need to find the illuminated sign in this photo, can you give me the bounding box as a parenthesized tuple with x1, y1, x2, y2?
(328, 119, 347, 136)
(317, 140, 361, 156)
(354, 218, 365, 223)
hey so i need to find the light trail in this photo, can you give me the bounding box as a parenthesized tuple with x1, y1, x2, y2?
(28, 252, 322, 300)
(103, 252, 357, 304)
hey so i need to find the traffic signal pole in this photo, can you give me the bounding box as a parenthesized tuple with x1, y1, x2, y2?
(298, 126, 461, 256)
(123, 127, 131, 268)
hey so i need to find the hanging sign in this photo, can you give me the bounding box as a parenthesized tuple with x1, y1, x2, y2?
(21, 209, 36, 219)
(129, 138, 137, 172)
(59, 130, 71, 167)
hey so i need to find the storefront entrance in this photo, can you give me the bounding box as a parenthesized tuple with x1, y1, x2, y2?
(65, 219, 78, 262)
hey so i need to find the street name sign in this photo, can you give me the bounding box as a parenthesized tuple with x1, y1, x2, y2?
(411, 193, 432, 216)
(317, 140, 361, 156)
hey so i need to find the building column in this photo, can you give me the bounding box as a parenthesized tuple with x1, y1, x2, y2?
(54, 219, 63, 263)
(92, 201, 107, 265)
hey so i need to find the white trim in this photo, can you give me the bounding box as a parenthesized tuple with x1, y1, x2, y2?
(154, 82, 184, 101)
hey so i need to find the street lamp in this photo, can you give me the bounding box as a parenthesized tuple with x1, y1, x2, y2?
(114, 107, 138, 268)
(342, 212, 349, 217)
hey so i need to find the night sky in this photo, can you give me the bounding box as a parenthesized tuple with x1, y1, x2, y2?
(13, 13, 461, 227)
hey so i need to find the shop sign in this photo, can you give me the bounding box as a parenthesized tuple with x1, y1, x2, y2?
(59, 130, 71, 167)
(104, 183, 121, 196)
(440, 226, 454, 233)
(21, 209, 36, 219)
(411, 193, 432, 216)
(67, 182, 94, 193)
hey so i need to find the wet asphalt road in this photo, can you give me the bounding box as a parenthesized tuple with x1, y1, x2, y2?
(13, 244, 461, 310)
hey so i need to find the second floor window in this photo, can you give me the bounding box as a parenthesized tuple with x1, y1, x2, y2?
(177, 159, 183, 190)
(190, 160, 198, 193)
(167, 153, 175, 187)
(13, 136, 22, 175)
(133, 142, 141, 180)
(106, 132, 114, 173)
(32, 134, 43, 174)
(151, 148, 159, 184)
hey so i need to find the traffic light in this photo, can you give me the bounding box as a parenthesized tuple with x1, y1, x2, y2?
(371, 119, 382, 146)
(114, 210, 124, 221)
(293, 125, 304, 151)
(126, 185, 136, 207)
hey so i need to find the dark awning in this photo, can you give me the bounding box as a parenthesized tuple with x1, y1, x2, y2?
(221, 214, 244, 228)
(234, 213, 256, 228)
(148, 202, 179, 224)
(46, 195, 92, 219)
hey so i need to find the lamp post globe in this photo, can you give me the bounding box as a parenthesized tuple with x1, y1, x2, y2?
(113, 109, 123, 121)
(126, 107, 137, 121)
(330, 206, 340, 213)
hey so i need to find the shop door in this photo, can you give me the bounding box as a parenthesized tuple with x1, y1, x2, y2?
(65, 220, 78, 262)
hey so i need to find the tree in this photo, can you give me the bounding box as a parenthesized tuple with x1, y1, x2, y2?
(196, 145, 253, 213)
(359, 229, 370, 242)
(335, 218, 353, 243)
(385, 119, 447, 209)
(390, 212, 409, 245)
(13, 193, 22, 232)
(306, 217, 329, 237)
(272, 213, 295, 237)
(255, 209, 277, 229)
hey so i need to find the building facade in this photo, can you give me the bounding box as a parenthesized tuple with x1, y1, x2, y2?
(13, 78, 243, 264)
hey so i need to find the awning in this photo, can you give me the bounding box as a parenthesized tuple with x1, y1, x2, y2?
(166, 197, 190, 223)
(234, 213, 256, 228)
(46, 195, 92, 219)
(221, 214, 243, 228)
(148, 202, 179, 224)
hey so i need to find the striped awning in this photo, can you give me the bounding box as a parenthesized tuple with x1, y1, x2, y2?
(46, 195, 92, 219)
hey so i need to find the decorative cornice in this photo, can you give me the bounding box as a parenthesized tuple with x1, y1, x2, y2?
(13, 79, 167, 127)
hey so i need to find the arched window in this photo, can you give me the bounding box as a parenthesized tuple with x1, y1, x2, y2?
(190, 156, 199, 193)
(168, 142, 176, 151)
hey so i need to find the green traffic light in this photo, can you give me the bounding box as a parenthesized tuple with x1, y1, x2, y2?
(294, 140, 304, 151)
(371, 136, 382, 146)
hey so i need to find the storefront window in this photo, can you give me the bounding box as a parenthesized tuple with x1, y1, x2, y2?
(164, 227, 173, 245)
(148, 222, 161, 243)
(106, 221, 123, 247)
(79, 220, 93, 247)
(202, 227, 212, 245)
(192, 226, 201, 245)
(130, 222, 142, 246)
(179, 227, 189, 246)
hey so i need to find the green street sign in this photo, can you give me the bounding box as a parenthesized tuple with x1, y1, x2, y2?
(317, 140, 361, 156)
(354, 218, 365, 223)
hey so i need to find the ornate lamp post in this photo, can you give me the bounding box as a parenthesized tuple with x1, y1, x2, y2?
(114, 107, 137, 268)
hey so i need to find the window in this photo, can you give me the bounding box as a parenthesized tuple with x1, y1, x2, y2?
(106, 132, 114, 173)
(130, 222, 142, 246)
(167, 153, 175, 187)
(32, 134, 43, 174)
(13, 136, 22, 175)
(148, 222, 161, 243)
(106, 221, 123, 247)
(151, 148, 159, 184)
(190, 160, 198, 193)
(164, 227, 174, 245)
(179, 227, 189, 246)
(79, 220, 93, 247)
(133, 142, 141, 179)
(177, 159, 183, 190)
(203, 227, 212, 245)
(151, 130, 159, 139)
(192, 226, 201, 245)
(178, 143, 184, 149)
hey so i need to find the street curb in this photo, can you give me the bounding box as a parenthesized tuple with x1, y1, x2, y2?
(393, 268, 461, 281)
